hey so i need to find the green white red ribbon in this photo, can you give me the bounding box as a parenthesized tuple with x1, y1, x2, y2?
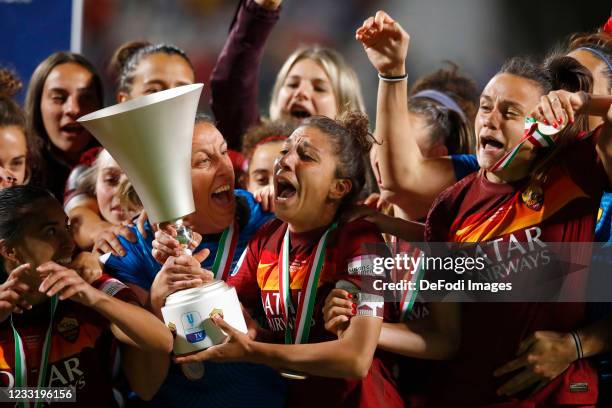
(11, 295, 58, 408)
(212, 221, 238, 281)
(490, 117, 561, 172)
(399, 246, 424, 322)
(279, 222, 338, 344)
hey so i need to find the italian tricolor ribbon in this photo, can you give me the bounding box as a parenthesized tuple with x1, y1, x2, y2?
(11, 295, 58, 408)
(490, 117, 562, 172)
(279, 222, 338, 345)
(399, 246, 424, 322)
(211, 221, 238, 281)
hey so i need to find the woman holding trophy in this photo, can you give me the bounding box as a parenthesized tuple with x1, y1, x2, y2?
(171, 112, 404, 407)
(100, 114, 286, 407)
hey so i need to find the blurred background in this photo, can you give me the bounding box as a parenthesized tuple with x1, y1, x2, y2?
(1, 0, 610, 119)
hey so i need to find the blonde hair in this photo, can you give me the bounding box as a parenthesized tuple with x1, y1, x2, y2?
(269, 45, 365, 120)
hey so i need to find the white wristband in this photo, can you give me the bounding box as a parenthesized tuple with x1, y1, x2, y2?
(378, 73, 408, 82)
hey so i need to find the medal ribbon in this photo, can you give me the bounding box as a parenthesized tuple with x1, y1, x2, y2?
(11, 295, 58, 408)
(211, 221, 238, 281)
(399, 246, 424, 322)
(279, 222, 338, 344)
(490, 117, 561, 173)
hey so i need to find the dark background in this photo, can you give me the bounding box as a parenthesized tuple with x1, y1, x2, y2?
(1, 0, 610, 118)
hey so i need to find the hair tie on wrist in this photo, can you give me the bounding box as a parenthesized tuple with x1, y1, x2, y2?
(570, 330, 584, 359)
(378, 73, 408, 82)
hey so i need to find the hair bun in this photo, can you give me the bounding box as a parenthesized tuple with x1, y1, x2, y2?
(543, 55, 592, 93)
(108, 40, 151, 77)
(0, 68, 22, 99)
(339, 111, 371, 153)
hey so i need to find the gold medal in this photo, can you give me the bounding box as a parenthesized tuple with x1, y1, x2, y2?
(521, 181, 544, 211)
(181, 362, 205, 381)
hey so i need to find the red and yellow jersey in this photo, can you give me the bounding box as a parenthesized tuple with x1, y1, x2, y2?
(229, 218, 403, 408)
(0, 274, 137, 407)
(422, 129, 606, 407)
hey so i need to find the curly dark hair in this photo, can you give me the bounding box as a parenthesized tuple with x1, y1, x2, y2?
(301, 111, 372, 209)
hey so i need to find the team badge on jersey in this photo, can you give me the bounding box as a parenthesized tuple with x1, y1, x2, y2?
(57, 316, 80, 343)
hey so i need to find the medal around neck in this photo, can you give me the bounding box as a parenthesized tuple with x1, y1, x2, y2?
(277, 223, 338, 380)
(162, 281, 248, 355)
(181, 361, 206, 381)
(490, 117, 565, 173)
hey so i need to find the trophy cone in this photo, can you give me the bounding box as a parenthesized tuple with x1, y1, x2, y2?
(78, 83, 203, 225)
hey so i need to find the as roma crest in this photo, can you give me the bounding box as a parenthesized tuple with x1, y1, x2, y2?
(56, 317, 80, 343)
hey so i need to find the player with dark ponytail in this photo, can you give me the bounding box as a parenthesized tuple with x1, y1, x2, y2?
(422, 47, 612, 408)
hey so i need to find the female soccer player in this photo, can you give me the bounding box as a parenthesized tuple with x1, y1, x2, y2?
(423, 57, 612, 408)
(240, 120, 295, 194)
(24, 52, 103, 201)
(564, 19, 612, 404)
(64, 41, 196, 253)
(106, 115, 286, 407)
(0, 185, 172, 403)
(0, 68, 30, 188)
(326, 10, 612, 406)
(211, 0, 364, 144)
(170, 111, 404, 407)
(65, 148, 142, 243)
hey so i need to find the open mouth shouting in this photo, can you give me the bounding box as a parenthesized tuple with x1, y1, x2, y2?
(60, 122, 86, 137)
(211, 183, 233, 207)
(479, 134, 505, 156)
(274, 174, 299, 204)
(288, 103, 313, 120)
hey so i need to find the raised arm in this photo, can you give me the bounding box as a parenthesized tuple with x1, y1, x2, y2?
(358, 11, 460, 220)
(530, 90, 612, 186)
(210, 0, 282, 149)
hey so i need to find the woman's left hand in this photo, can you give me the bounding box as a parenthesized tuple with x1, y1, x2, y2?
(530, 90, 589, 128)
(174, 316, 254, 364)
(323, 288, 354, 337)
(37, 262, 100, 307)
(494, 330, 577, 397)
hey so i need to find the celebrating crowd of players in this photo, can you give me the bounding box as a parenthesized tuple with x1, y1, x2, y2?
(0, 1, 612, 406)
